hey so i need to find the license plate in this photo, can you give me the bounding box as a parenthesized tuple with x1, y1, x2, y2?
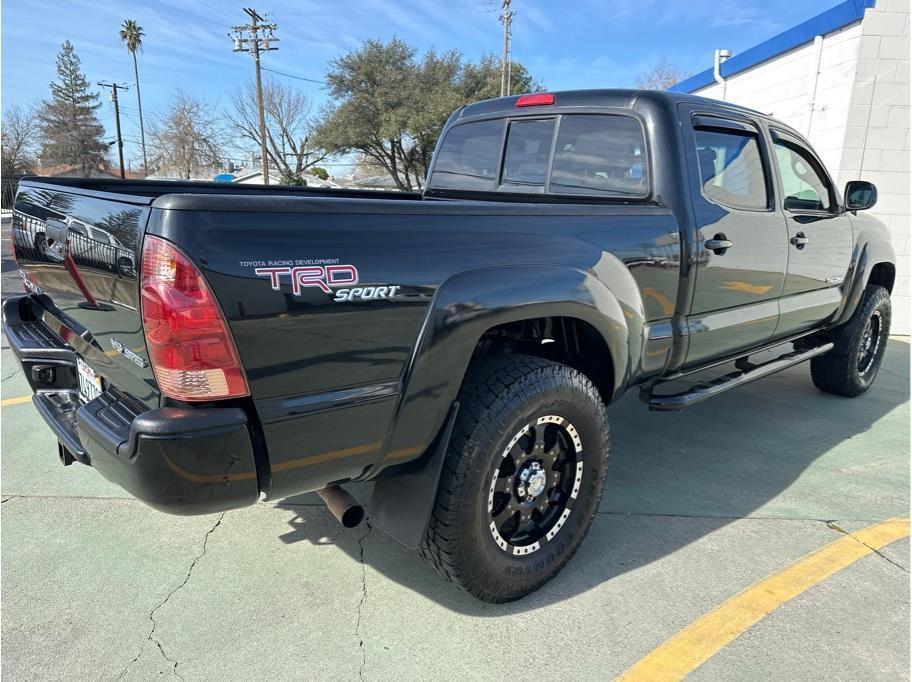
(76, 358, 103, 403)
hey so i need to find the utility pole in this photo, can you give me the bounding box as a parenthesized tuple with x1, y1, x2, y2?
(232, 8, 278, 185)
(98, 82, 129, 179)
(499, 0, 514, 97)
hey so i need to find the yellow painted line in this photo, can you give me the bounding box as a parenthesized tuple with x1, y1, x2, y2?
(617, 517, 910, 682)
(1, 395, 32, 407)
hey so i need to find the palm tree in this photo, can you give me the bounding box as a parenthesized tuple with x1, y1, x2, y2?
(120, 19, 148, 173)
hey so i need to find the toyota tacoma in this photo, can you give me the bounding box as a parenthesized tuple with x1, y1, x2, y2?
(4, 90, 895, 602)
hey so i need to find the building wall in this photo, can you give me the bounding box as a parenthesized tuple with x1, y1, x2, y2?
(691, 1, 910, 332)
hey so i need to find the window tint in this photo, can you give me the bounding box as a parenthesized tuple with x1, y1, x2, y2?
(500, 119, 555, 191)
(773, 139, 832, 211)
(694, 129, 769, 210)
(550, 115, 647, 197)
(429, 119, 504, 190)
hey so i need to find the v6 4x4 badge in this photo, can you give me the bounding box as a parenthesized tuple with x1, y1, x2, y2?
(253, 263, 400, 302)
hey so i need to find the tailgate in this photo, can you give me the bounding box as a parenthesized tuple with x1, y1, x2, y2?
(11, 181, 158, 408)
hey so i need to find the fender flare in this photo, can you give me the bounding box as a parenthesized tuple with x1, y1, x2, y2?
(368, 263, 640, 545)
(833, 238, 895, 328)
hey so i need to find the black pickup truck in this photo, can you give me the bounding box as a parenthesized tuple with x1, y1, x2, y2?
(5, 90, 895, 602)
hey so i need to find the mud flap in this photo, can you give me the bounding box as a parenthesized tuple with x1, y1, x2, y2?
(369, 402, 459, 548)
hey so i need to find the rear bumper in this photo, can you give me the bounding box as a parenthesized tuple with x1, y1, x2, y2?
(3, 295, 260, 514)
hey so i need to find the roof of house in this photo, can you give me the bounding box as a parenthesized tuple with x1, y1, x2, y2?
(232, 169, 281, 182)
(670, 0, 876, 93)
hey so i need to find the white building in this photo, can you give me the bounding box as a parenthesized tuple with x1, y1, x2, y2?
(671, 0, 910, 332)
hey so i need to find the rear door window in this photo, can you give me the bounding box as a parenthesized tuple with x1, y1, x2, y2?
(500, 118, 556, 192)
(693, 128, 769, 210)
(429, 119, 504, 191)
(549, 115, 648, 197)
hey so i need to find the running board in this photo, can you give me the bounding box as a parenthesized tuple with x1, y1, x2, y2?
(646, 343, 834, 412)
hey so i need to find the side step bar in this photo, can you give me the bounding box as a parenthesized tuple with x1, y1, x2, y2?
(645, 343, 834, 412)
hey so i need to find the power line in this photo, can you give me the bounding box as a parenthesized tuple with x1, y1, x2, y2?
(280, 1, 490, 18)
(261, 66, 327, 85)
(196, 0, 236, 19)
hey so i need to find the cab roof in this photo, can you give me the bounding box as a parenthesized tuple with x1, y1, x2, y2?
(454, 88, 765, 122)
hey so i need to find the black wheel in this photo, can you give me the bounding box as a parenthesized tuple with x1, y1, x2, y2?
(811, 284, 891, 397)
(420, 354, 609, 602)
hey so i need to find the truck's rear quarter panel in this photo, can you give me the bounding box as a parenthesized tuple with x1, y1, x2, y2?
(150, 196, 679, 498)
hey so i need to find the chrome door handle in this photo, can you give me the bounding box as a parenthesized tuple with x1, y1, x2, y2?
(790, 232, 809, 249)
(705, 234, 733, 254)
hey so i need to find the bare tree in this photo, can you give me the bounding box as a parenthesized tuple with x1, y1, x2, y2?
(230, 78, 326, 182)
(148, 92, 224, 179)
(635, 57, 686, 90)
(2, 105, 39, 177)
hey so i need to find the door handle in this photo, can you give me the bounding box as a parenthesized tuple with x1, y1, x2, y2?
(704, 234, 733, 255)
(790, 232, 809, 249)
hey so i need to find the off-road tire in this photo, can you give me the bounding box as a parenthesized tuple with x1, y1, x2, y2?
(811, 284, 891, 397)
(420, 354, 610, 602)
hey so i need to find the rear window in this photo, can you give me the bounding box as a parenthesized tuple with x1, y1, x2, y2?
(550, 115, 647, 197)
(429, 114, 648, 198)
(501, 119, 555, 192)
(429, 118, 503, 191)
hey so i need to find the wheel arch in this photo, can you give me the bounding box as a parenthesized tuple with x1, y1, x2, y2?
(833, 237, 896, 328)
(374, 264, 637, 478)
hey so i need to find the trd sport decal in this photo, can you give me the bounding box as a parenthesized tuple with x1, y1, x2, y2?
(248, 261, 400, 302)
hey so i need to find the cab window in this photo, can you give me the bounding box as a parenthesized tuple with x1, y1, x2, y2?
(772, 138, 834, 212)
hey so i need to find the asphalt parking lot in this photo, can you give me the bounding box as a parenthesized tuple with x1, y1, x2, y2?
(2, 312, 909, 680)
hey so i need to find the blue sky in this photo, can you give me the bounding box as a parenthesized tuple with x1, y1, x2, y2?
(1, 0, 839, 171)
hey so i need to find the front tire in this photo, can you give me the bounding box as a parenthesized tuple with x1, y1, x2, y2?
(420, 354, 609, 602)
(811, 284, 891, 397)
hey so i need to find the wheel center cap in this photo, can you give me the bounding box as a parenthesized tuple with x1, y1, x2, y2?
(526, 470, 547, 498)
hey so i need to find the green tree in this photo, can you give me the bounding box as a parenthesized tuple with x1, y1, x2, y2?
(314, 39, 541, 191)
(313, 39, 419, 190)
(120, 19, 148, 172)
(279, 172, 307, 186)
(38, 41, 108, 175)
(309, 166, 329, 181)
(458, 54, 539, 102)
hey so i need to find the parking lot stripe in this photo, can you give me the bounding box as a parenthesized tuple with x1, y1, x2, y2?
(617, 517, 910, 681)
(1, 395, 31, 407)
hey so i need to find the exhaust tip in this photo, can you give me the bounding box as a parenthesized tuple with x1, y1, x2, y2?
(316, 485, 365, 528)
(340, 505, 365, 528)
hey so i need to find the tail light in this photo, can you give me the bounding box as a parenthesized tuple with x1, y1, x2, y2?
(140, 235, 249, 401)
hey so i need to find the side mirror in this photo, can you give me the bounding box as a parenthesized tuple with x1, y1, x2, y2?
(844, 180, 877, 211)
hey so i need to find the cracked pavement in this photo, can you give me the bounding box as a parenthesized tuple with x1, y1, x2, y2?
(1, 339, 909, 680)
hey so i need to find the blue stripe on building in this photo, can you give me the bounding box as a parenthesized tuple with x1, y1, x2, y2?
(669, 0, 876, 93)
